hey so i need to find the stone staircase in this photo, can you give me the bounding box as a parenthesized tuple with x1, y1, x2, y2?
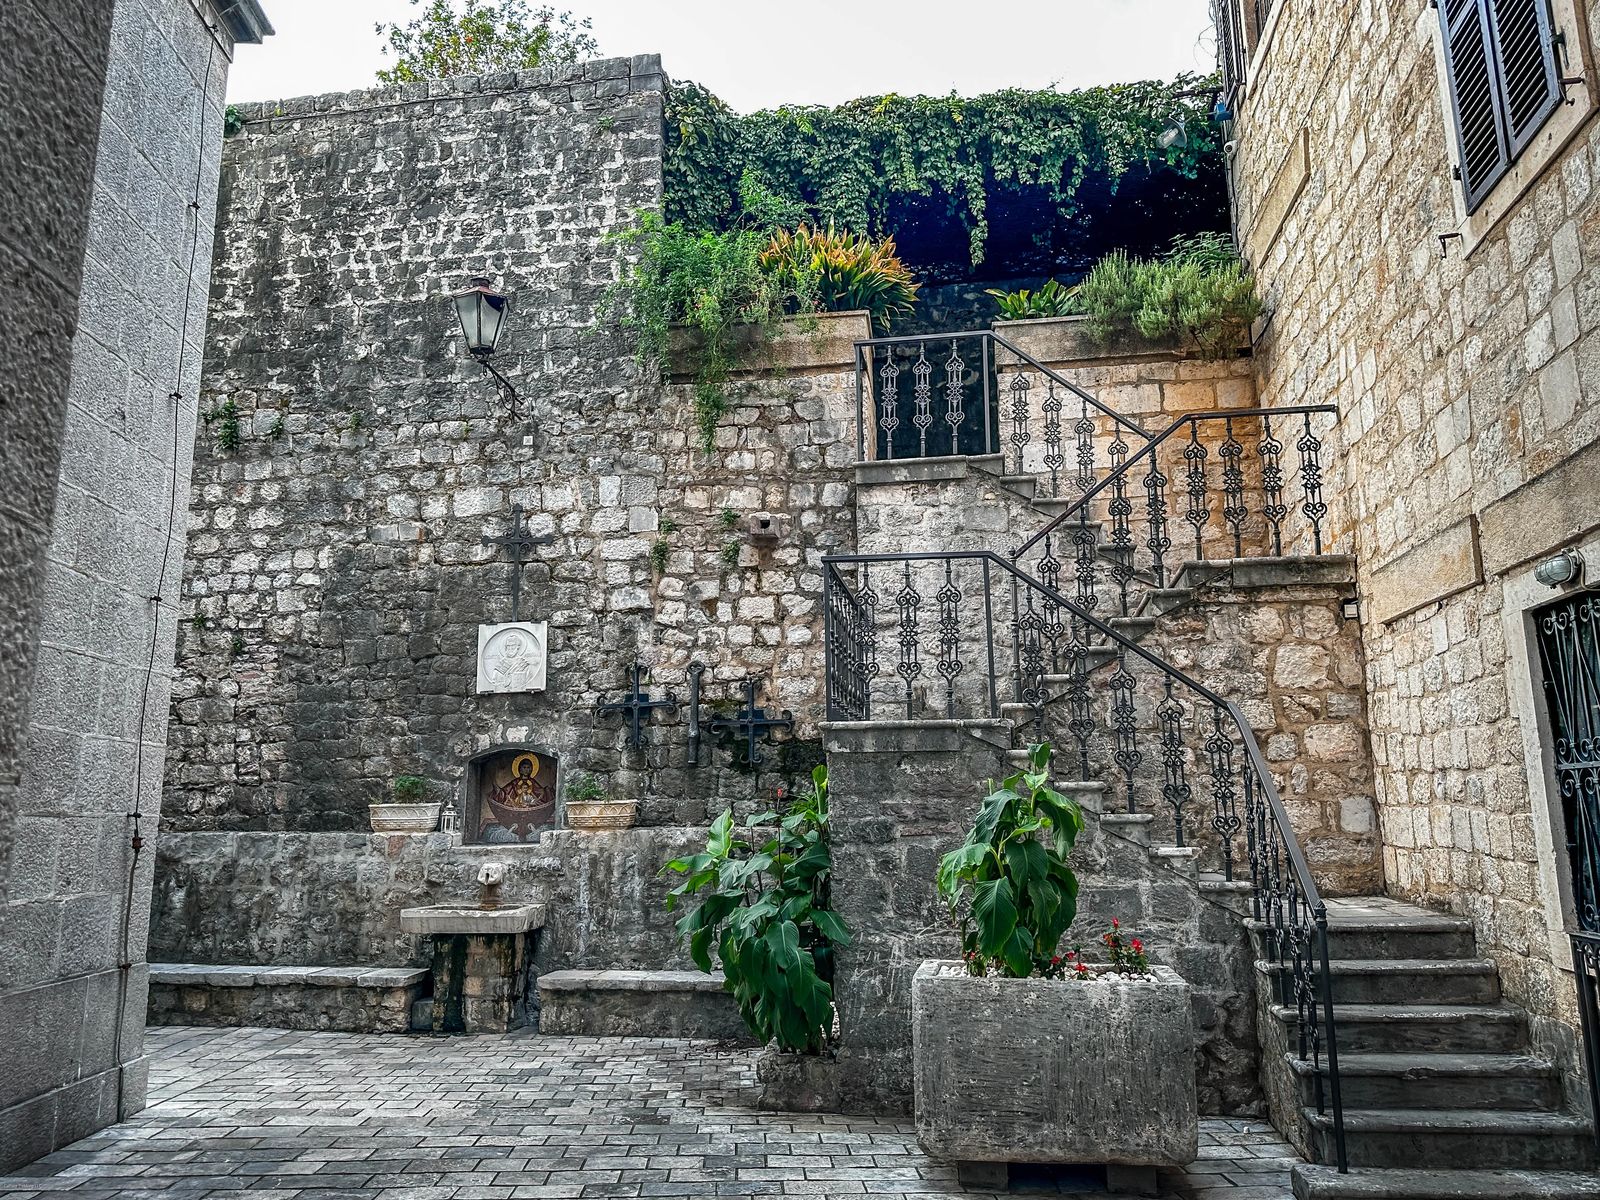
(1252, 898, 1597, 1197)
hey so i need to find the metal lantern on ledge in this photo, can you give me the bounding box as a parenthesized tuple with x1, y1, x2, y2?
(451, 276, 509, 358)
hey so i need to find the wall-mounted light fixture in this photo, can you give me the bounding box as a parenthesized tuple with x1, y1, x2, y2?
(1534, 549, 1585, 589)
(1340, 597, 1360, 622)
(1157, 112, 1188, 151)
(450, 275, 525, 421)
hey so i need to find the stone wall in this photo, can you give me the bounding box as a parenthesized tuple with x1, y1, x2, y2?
(150, 827, 702, 973)
(0, 0, 250, 1169)
(1231, 0, 1600, 1087)
(164, 61, 858, 837)
(822, 722, 1261, 1118)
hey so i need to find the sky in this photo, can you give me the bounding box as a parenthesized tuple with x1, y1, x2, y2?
(227, 0, 1218, 110)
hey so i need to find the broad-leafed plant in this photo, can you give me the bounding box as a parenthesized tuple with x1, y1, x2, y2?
(985, 278, 1081, 320)
(760, 225, 919, 331)
(936, 742, 1083, 978)
(663, 766, 849, 1053)
(376, 0, 598, 85)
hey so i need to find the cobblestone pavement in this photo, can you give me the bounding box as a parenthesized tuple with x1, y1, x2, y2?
(0, 1027, 1301, 1200)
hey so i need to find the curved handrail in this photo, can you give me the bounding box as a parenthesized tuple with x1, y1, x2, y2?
(1012, 404, 1339, 562)
(821, 546, 1347, 1170)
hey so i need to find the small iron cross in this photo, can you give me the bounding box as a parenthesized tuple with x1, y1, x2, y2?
(596, 662, 679, 751)
(710, 677, 794, 767)
(482, 503, 554, 622)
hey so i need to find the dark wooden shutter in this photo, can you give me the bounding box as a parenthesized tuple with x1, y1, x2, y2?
(1488, 0, 1561, 154)
(1439, 0, 1561, 213)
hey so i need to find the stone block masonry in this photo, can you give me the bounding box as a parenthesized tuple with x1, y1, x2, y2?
(165, 60, 859, 836)
(0, 0, 252, 1172)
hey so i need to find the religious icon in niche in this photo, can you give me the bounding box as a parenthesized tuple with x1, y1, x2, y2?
(475, 750, 557, 843)
(476, 621, 548, 694)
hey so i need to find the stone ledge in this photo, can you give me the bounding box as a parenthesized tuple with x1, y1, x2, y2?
(538, 968, 726, 993)
(821, 719, 1014, 754)
(668, 311, 872, 381)
(854, 455, 1005, 487)
(1174, 555, 1358, 594)
(149, 963, 429, 989)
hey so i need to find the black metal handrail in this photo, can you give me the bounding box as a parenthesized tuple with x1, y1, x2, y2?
(822, 547, 1347, 1172)
(1010, 404, 1338, 617)
(853, 329, 1154, 466)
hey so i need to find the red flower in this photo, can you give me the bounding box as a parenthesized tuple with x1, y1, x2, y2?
(1050, 955, 1062, 966)
(1131, 939, 1144, 952)
(1111, 917, 1120, 928)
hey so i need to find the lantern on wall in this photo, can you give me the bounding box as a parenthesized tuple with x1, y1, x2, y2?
(451, 276, 509, 358)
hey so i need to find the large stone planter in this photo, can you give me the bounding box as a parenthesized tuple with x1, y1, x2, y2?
(667, 309, 871, 381)
(912, 960, 1197, 1189)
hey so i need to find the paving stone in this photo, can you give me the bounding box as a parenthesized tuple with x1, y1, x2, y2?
(0, 1027, 1303, 1199)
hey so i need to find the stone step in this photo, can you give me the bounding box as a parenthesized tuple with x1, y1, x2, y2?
(1292, 1165, 1600, 1200)
(1288, 1052, 1564, 1112)
(1100, 812, 1155, 848)
(1133, 587, 1195, 619)
(1270, 1003, 1529, 1055)
(536, 969, 753, 1042)
(1260, 958, 1501, 1005)
(1303, 1107, 1597, 1171)
(1321, 899, 1480, 961)
(1148, 844, 1198, 880)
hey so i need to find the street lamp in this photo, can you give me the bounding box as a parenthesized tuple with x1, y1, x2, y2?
(450, 275, 524, 419)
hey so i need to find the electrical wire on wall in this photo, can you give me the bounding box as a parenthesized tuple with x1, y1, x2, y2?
(112, 16, 222, 1118)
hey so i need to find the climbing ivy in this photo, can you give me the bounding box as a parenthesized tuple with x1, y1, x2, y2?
(663, 76, 1222, 269)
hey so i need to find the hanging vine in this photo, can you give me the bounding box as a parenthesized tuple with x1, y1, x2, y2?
(663, 76, 1223, 268)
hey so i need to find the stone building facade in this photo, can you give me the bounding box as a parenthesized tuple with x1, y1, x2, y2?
(0, 0, 267, 1169)
(1224, 0, 1600, 1098)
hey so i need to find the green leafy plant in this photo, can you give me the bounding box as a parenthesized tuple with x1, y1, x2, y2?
(649, 538, 670, 574)
(266, 414, 286, 440)
(564, 772, 607, 804)
(719, 506, 740, 530)
(608, 177, 819, 452)
(663, 78, 1223, 268)
(389, 775, 428, 804)
(721, 539, 742, 568)
(189, 614, 208, 631)
(375, 0, 598, 85)
(1077, 233, 1263, 359)
(661, 517, 679, 536)
(346, 411, 364, 433)
(936, 742, 1084, 978)
(759, 224, 918, 331)
(663, 766, 849, 1053)
(223, 105, 243, 137)
(202, 399, 241, 454)
(986, 278, 1081, 320)
(228, 632, 246, 658)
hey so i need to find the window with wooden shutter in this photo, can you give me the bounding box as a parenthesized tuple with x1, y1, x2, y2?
(1439, 0, 1562, 212)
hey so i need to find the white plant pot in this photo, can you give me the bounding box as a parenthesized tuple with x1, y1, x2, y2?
(368, 802, 441, 833)
(564, 798, 639, 831)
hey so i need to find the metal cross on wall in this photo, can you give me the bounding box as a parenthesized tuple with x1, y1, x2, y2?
(596, 662, 679, 751)
(710, 677, 795, 767)
(482, 503, 554, 622)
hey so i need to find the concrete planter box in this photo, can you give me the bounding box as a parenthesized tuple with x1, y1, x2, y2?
(368, 802, 440, 833)
(666, 309, 871, 381)
(565, 798, 639, 831)
(912, 960, 1198, 1178)
(994, 314, 1226, 366)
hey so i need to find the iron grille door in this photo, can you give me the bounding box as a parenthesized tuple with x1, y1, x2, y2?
(1534, 589, 1600, 1136)
(1536, 590, 1600, 934)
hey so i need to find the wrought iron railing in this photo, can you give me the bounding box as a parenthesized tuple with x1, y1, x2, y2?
(823, 548, 1346, 1170)
(1010, 405, 1338, 618)
(853, 330, 1153, 465)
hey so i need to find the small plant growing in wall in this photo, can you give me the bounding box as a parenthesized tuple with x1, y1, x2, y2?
(223, 104, 243, 137)
(663, 765, 849, 1053)
(203, 399, 242, 454)
(266, 413, 286, 440)
(719, 506, 740, 530)
(649, 537, 671, 574)
(228, 632, 246, 659)
(936, 742, 1083, 978)
(720, 539, 742, 569)
(346, 410, 364, 434)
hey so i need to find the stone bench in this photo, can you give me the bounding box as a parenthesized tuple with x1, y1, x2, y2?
(147, 964, 429, 1034)
(536, 969, 752, 1042)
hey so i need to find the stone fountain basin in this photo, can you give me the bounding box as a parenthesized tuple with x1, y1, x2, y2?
(399, 903, 545, 936)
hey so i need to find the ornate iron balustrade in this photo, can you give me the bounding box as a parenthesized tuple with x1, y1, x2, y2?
(1011, 405, 1339, 617)
(823, 548, 1347, 1171)
(853, 330, 1153, 467)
